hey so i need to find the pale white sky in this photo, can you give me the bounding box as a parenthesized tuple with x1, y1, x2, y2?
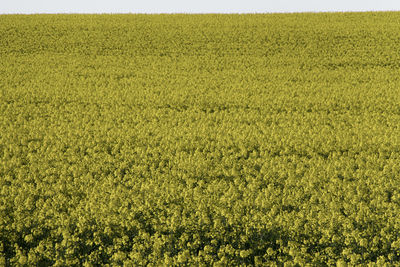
(1, 0, 400, 14)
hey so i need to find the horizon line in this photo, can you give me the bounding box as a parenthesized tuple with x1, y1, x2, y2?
(1, 10, 399, 15)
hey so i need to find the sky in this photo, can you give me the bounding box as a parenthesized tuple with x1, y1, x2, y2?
(1, 0, 400, 14)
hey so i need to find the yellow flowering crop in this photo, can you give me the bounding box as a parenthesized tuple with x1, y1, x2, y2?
(1, 12, 400, 265)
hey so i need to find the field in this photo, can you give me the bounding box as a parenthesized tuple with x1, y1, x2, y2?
(1, 12, 400, 265)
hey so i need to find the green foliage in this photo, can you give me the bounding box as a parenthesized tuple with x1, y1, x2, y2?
(1, 12, 400, 265)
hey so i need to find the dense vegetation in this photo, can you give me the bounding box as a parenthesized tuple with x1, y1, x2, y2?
(1, 12, 400, 266)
